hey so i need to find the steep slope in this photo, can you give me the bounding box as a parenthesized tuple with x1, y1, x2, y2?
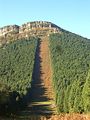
(49, 32, 90, 113)
(0, 38, 38, 114)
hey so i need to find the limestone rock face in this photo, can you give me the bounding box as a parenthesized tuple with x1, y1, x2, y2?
(19, 21, 60, 37)
(0, 21, 60, 37)
(0, 25, 19, 36)
(0, 21, 61, 45)
(19, 21, 60, 33)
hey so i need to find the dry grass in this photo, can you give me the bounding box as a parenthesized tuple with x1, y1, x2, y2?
(48, 114, 90, 120)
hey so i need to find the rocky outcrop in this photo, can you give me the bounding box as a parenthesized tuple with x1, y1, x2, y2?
(0, 21, 61, 45)
(19, 21, 60, 33)
(0, 21, 60, 37)
(0, 25, 19, 36)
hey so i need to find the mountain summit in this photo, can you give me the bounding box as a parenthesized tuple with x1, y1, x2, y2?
(0, 21, 61, 45)
(0, 21, 61, 36)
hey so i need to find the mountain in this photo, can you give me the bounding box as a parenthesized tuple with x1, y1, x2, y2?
(0, 21, 90, 119)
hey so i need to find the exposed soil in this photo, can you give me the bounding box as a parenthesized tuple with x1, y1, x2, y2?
(28, 36, 56, 115)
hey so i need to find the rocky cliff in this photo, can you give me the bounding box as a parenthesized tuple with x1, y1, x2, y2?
(0, 25, 19, 36)
(0, 21, 60, 36)
(0, 21, 61, 45)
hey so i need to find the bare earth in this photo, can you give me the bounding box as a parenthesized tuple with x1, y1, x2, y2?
(28, 36, 56, 115)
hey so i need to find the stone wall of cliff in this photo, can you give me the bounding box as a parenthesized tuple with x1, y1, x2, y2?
(0, 21, 60, 37)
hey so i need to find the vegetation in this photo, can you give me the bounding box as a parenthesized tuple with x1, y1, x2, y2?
(49, 32, 90, 113)
(0, 37, 38, 113)
(0, 24, 90, 115)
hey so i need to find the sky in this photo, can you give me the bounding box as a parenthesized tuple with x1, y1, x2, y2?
(0, 0, 90, 38)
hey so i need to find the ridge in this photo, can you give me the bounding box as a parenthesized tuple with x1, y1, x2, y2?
(0, 21, 60, 36)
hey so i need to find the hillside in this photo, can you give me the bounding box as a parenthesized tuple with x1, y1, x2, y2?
(49, 32, 90, 113)
(0, 21, 90, 120)
(0, 37, 38, 114)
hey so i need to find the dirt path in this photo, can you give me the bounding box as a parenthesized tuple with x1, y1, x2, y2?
(29, 36, 56, 115)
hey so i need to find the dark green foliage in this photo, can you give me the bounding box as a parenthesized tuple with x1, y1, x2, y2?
(0, 37, 38, 109)
(0, 82, 10, 104)
(49, 32, 90, 113)
(82, 70, 90, 112)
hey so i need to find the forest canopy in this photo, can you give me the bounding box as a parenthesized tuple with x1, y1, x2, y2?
(0, 37, 38, 112)
(49, 32, 90, 113)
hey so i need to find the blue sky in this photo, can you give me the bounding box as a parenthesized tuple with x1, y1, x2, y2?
(0, 0, 90, 38)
